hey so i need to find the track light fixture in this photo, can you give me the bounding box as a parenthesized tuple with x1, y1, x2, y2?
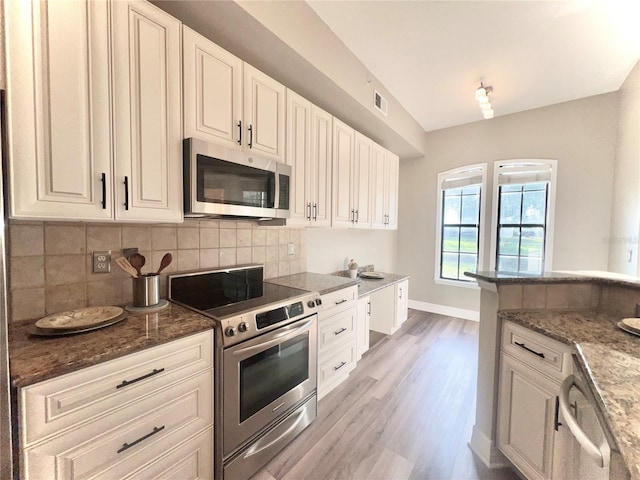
(475, 82, 494, 119)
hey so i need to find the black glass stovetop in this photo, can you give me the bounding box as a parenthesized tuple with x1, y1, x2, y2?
(169, 266, 310, 320)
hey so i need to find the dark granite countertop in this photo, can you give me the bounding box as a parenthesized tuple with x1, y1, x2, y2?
(265, 272, 360, 295)
(468, 270, 640, 289)
(499, 309, 640, 479)
(352, 272, 409, 297)
(9, 302, 215, 388)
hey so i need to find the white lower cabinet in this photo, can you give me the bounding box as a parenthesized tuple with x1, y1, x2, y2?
(369, 280, 410, 335)
(356, 296, 371, 360)
(19, 331, 214, 480)
(497, 321, 575, 480)
(317, 286, 358, 400)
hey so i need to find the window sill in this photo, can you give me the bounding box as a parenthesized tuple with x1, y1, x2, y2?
(434, 277, 480, 290)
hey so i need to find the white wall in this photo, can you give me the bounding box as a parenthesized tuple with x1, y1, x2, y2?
(398, 93, 619, 312)
(306, 228, 397, 274)
(609, 61, 640, 274)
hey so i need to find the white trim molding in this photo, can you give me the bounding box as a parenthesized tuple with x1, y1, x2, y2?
(409, 300, 479, 322)
(469, 425, 509, 469)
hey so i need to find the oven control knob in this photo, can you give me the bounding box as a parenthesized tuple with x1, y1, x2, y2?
(225, 326, 237, 337)
(307, 301, 316, 308)
(316, 298, 322, 306)
(238, 322, 249, 333)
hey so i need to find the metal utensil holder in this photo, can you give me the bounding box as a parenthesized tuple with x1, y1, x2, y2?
(132, 274, 160, 307)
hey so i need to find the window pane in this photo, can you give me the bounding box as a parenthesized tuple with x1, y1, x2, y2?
(461, 193, 480, 224)
(523, 182, 546, 192)
(499, 191, 522, 223)
(442, 227, 460, 252)
(463, 185, 481, 195)
(520, 256, 543, 274)
(443, 194, 461, 223)
(497, 255, 518, 272)
(522, 190, 546, 224)
(498, 227, 520, 255)
(459, 254, 477, 278)
(521, 227, 544, 257)
(460, 227, 478, 253)
(441, 253, 459, 279)
(444, 187, 462, 197)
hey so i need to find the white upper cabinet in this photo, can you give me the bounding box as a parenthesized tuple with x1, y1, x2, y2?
(332, 118, 356, 228)
(183, 26, 243, 150)
(352, 132, 373, 228)
(6, 0, 183, 223)
(112, 0, 183, 222)
(286, 90, 332, 227)
(371, 143, 399, 229)
(183, 29, 285, 162)
(6, 0, 113, 220)
(243, 64, 286, 162)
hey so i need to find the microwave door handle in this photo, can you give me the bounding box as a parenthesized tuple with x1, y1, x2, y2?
(232, 318, 313, 357)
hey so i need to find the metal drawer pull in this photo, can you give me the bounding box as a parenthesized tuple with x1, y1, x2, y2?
(334, 361, 347, 371)
(100, 173, 107, 209)
(335, 299, 347, 305)
(117, 425, 165, 454)
(116, 368, 165, 389)
(334, 327, 347, 335)
(514, 341, 545, 358)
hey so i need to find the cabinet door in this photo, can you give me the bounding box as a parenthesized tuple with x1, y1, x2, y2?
(183, 26, 242, 150)
(371, 143, 387, 229)
(243, 64, 286, 161)
(332, 118, 355, 228)
(385, 152, 400, 229)
(112, 0, 183, 222)
(356, 296, 371, 360)
(395, 279, 409, 327)
(498, 354, 558, 480)
(352, 132, 373, 228)
(6, 0, 113, 220)
(286, 90, 312, 226)
(309, 105, 333, 227)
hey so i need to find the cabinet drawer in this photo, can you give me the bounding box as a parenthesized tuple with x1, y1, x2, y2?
(23, 369, 213, 480)
(320, 286, 358, 315)
(319, 341, 356, 390)
(319, 306, 357, 353)
(502, 321, 571, 379)
(21, 330, 213, 446)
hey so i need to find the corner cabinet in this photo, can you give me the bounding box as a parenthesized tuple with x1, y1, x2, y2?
(5, 0, 183, 222)
(19, 331, 214, 480)
(369, 279, 409, 335)
(286, 90, 332, 227)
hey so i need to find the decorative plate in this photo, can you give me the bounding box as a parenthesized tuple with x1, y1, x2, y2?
(620, 318, 640, 334)
(35, 306, 125, 330)
(359, 271, 385, 279)
(618, 321, 640, 338)
(29, 314, 127, 337)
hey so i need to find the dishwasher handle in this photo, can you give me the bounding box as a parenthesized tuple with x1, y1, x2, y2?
(559, 374, 605, 468)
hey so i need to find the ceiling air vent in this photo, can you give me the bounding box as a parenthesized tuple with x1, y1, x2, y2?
(373, 89, 388, 116)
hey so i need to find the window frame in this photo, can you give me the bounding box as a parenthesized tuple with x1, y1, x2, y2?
(489, 159, 558, 273)
(434, 163, 487, 288)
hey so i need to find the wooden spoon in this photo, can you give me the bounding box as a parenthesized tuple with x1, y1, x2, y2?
(129, 253, 146, 276)
(114, 257, 138, 278)
(156, 252, 173, 274)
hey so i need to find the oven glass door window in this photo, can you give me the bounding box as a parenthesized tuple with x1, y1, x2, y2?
(197, 154, 275, 208)
(239, 333, 309, 423)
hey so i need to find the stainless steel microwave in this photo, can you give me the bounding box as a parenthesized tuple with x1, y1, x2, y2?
(183, 138, 290, 219)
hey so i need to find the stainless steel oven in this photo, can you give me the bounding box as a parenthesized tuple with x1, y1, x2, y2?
(168, 265, 321, 480)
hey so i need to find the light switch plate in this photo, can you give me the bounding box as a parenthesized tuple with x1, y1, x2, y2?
(92, 251, 111, 273)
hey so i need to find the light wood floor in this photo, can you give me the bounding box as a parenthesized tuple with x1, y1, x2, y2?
(252, 309, 519, 480)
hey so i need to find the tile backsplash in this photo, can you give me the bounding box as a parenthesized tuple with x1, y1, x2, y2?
(8, 219, 307, 322)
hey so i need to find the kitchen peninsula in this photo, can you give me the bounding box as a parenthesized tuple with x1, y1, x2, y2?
(468, 271, 640, 480)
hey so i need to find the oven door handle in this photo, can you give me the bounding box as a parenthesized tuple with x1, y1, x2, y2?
(232, 318, 313, 357)
(242, 404, 308, 458)
(559, 374, 605, 468)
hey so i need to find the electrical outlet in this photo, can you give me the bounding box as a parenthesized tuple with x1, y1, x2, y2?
(92, 250, 111, 273)
(287, 242, 295, 255)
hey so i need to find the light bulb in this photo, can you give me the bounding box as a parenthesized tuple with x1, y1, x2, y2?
(475, 87, 486, 100)
(483, 109, 494, 119)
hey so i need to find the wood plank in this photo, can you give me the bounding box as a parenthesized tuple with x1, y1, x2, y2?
(254, 309, 518, 480)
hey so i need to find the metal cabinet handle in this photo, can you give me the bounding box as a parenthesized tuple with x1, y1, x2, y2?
(559, 375, 605, 467)
(100, 173, 107, 209)
(117, 425, 165, 454)
(514, 341, 545, 358)
(123, 176, 129, 210)
(351, 209, 355, 223)
(554, 396, 563, 431)
(333, 361, 347, 371)
(335, 299, 347, 305)
(399, 287, 403, 299)
(367, 301, 371, 315)
(355, 209, 359, 223)
(334, 327, 347, 335)
(116, 368, 165, 389)
(248, 124, 253, 148)
(313, 203, 317, 220)
(237, 120, 242, 145)
(307, 203, 312, 220)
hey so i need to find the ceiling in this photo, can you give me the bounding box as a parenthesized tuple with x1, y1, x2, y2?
(306, 1, 640, 132)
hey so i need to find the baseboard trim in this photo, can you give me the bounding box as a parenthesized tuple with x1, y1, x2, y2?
(408, 300, 479, 322)
(469, 425, 509, 469)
